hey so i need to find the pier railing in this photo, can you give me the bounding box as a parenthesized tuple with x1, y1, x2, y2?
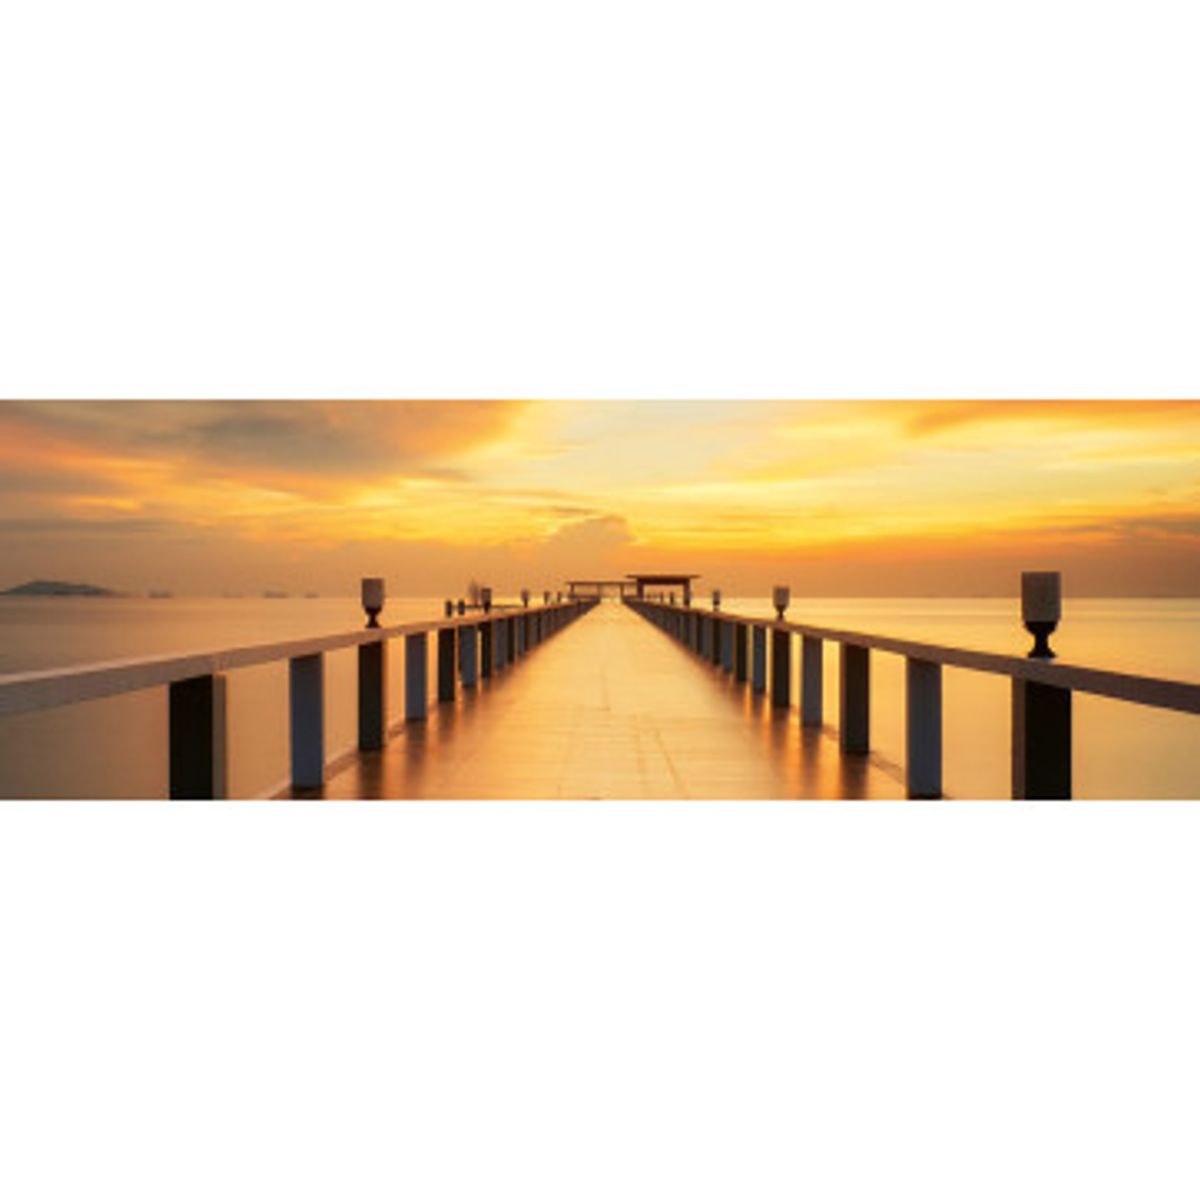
(624, 596, 1200, 799)
(0, 596, 596, 799)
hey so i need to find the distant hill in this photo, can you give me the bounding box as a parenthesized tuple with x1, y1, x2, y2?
(1, 579, 119, 597)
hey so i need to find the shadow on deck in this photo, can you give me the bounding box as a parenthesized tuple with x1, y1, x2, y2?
(290, 603, 906, 800)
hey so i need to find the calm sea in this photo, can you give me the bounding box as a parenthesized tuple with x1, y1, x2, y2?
(1, 595, 1197, 799)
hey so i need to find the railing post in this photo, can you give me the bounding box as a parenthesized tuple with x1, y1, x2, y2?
(169, 673, 228, 799)
(460, 624, 479, 688)
(801, 636, 823, 727)
(358, 640, 388, 750)
(721, 621, 734, 673)
(493, 619, 506, 672)
(405, 632, 428, 721)
(289, 653, 325, 790)
(906, 658, 942, 798)
(840, 644, 870, 755)
(771, 628, 791, 708)
(710, 617, 722, 666)
(734, 623, 748, 682)
(752, 626, 766, 693)
(480, 621, 493, 678)
(438, 628, 456, 702)
(1012, 680, 1072, 799)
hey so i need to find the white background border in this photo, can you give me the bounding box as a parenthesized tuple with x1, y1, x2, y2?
(2, 3, 1199, 1197)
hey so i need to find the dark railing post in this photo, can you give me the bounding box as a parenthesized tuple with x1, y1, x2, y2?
(438, 628, 456, 702)
(721, 621, 734, 673)
(1012, 680, 1072, 799)
(771, 628, 790, 708)
(734, 624, 748, 682)
(480, 621, 493, 678)
(358, 641, 388, 750)
(839, 644, 869, 755)
(169, 673, 228, 799)
(289, 653, 324, 790)
(405, 632, 428, 722)
(752, 626, 766, 693)
(710, 617, 722, 666)
(906, 658, 942, 798)
(801, 636, 823, 727)
(460, 624, 479, 688)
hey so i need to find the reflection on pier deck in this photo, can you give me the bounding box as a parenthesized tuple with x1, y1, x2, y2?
(298, 602, 905, 800)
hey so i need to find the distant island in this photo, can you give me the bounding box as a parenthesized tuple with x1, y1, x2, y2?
(1, 579, 119, 597)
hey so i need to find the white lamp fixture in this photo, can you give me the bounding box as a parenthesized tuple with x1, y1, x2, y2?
(1021, 571, 1062, 659)
(361, 577, 385, 629)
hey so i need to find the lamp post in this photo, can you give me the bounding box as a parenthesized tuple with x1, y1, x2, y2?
(361, 577, 385, 629)
(481, 587, 493, 614)
(1022, 572, 1062, 659)
(773, 585, 790, 621)
(521, 588, 530, 608)
(712, 589, 721, 611)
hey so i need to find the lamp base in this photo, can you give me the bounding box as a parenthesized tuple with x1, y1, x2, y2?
(1025, 620, 1057, 659)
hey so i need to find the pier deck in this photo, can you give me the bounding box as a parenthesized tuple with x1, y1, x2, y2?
(301, 602, 905, 800)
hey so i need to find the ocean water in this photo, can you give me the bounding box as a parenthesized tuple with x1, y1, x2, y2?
(0, 595, 1197, 799)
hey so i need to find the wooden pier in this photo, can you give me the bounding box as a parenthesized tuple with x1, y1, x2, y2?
(2, 572, 1199, 800)
(300, 601, 903, 800)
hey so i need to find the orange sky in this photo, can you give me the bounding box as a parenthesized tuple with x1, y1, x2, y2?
(1, 400, 1198, 596)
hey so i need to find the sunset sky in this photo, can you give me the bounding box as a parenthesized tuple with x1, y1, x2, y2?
(1, 400, 1198, 596)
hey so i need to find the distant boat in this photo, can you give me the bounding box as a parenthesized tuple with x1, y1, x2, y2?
(148, 590, 173, 599)
(263, 590, 289, 599)
(304, 592, 318, 599)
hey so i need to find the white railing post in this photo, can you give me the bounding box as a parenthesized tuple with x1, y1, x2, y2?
(169, 673, 228, 799)
(906, 658, 942, 798)
(840, 644, 869, 755)
(289, 653, 325, 790)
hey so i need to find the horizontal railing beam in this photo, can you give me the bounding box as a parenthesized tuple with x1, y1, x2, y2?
(0, 600, 591, 718)
(628, 599, 1200, 717)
